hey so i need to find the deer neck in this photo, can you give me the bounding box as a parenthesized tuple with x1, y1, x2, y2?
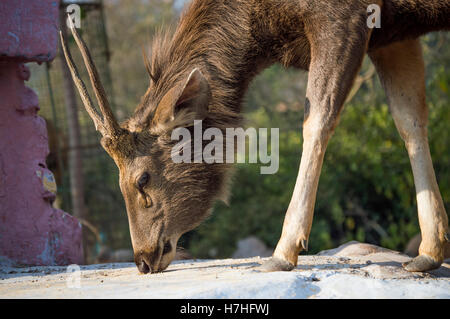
(180, 2, 271, 116)
(133, 0, 287, 131)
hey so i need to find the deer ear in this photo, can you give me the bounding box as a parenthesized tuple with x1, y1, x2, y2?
(152, 68, 211, 131)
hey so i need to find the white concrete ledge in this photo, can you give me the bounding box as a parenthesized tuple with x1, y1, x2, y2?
(1, 242, 449, 299)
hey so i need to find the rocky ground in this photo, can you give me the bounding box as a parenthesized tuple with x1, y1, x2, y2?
(1, 241, 449, 299)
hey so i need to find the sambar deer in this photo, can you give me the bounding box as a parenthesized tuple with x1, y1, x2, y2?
(60, 0, 449, 274)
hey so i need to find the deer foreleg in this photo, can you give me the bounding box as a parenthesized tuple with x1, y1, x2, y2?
(260, 13, 371, 271)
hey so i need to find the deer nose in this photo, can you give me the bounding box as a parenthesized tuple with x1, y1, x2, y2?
(135, 251, 159, 274)
(137, 258, 150, 274)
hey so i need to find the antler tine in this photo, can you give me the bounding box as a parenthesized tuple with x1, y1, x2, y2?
(66, 17, 121, 136)
(59, 30, 105, 135)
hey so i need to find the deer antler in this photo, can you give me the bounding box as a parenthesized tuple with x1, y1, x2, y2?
(59, 17, 120, 138)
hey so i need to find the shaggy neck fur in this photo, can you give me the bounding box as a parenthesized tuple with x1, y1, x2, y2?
(129, 0, 266, 132)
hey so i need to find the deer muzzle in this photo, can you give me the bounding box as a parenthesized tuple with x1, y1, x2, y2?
(134, 248, 162, 274)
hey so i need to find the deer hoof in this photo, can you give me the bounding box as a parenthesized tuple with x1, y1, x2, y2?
(258, 257, 295, 272)
(444, 232, 450, 243)
(402, 255, 442, 272)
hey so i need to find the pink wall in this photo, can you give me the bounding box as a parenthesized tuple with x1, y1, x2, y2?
(0, 0, 83, 266)
(0, 0, 60, 62)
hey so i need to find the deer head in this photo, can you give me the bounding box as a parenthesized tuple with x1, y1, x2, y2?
(60, 24, 229, 274)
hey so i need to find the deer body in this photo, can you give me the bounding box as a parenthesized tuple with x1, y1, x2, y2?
(61, 0, 449, 274)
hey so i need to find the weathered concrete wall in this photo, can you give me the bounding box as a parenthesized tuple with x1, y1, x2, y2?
(0, 0, 59, 62)
(0, 0, 83, 266)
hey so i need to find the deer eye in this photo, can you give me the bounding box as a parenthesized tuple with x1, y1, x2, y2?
(137, 172, 150, 189)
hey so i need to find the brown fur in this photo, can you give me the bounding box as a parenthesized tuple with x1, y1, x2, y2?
(62, 0, 450, 273)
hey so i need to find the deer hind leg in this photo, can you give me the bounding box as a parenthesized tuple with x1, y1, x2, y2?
(370, 39, 449, 272)
(260, 12, 372, 272)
